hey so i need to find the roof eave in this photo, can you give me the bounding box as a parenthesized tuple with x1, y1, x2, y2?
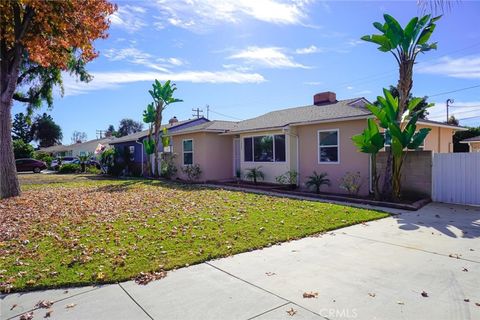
(417, 120, 469, 131)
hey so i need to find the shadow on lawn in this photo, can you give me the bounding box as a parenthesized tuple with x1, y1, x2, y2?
(393, 202, 480, 239)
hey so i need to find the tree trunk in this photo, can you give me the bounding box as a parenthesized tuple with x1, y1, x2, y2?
(0, 47, 23, 199)
(153, 102, 163, 178)
(382, 58, 414, 200)
(371, 153, 381, 201)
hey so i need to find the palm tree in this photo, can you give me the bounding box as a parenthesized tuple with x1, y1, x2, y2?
(77, 154, 90, 173)
(361, 14, 440, 198)
(147, 80, 183, 177)
(245, 167, 264, 184)
(306, 171, 330, 194)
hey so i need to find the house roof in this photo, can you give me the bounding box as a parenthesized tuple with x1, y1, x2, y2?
(460, 135, 480, 143)
(417, 119, 468, 131)
(109, 118, 202, 144)
(226, 98, 371, 133)
(169, 120, 238, 136)
(39, 137, 114, 153)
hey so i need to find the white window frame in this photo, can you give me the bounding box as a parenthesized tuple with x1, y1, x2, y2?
(243, 134, 286, 163)
(129, 145, 135, 161)
(182, 139, 194, 166)
(317, 129, 340, 164)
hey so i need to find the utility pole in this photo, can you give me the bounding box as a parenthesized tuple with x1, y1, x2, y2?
(192, 107, 203, 119)
(206, 105, 210, 119)
(96, 130, 105, 139)
(446, 99, 454, 122)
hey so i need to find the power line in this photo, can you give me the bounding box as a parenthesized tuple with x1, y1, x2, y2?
(428, 84, 480, 98)
(208, 109, 243, 121)
(329, 41, 480, 92)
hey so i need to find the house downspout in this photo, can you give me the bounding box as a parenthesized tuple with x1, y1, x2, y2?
(135, 140, 144, 176)
(283, 127, 300, 186)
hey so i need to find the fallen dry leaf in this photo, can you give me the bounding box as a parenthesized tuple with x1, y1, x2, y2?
(464, 299, 470, 302)
(286, 307, 297, 316)
(44, 310, 53, 318)
(20, 312, 34, 320)
(397, 301, 405, 305)
(421, 291, 429, 297)
(475, 302, 480, 307)
(66, 303, 76, 309)
(303, 291, 318, 298)
(134, 270, 167, 285)
(10, 304, 17, 310)
(265, 272, 276, 276)
(462, 267, 468, 272)
(449, 253, 461, 259)
(36, 300, 53, 309)
(368, 293, 376, 298)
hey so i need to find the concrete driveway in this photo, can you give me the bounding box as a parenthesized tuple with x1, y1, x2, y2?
(2, 202, 479, 320)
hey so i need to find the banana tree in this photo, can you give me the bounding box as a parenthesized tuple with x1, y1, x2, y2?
(352, 118, 385, 200)
(142, 102, 156, 176)
(366, 88, 431, 200)
(361, 14, 440, 197)
(148, 80, 182, 177)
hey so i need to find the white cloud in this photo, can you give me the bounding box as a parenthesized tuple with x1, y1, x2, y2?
(153, 0, 313, 31)
(103, 47, 185, 72)
(304, 81, 323, 85)
(347, 39, 364, 47)
(418, 55, 480, 79)
(62, 71, 265, 96)
(110, 5, 148, 33)
(295, 45, 324, 55)
(346, 86, 353, 90)
(428, 101, 480, 122)
(229, 46, 308, 69)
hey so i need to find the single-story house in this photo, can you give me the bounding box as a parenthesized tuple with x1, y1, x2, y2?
(166, 91, 466, 196)
(109, 117, 208, 174)
(39, 137, 115, 158)
(460, 135, 480, 152)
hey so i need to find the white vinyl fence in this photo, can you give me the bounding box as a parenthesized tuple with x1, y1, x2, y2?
(432, 153, 480, 205)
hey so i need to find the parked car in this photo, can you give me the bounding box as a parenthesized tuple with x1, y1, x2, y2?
(16, 158, 47, 173)
(51, 156, 76, 170)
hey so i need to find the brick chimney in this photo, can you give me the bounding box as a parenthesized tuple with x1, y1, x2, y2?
(168, 116, 179, 125)
(313, 91, 337, 105)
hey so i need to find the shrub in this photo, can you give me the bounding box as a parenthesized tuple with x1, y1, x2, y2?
(339, 171, 363, 196)
(306, 171, 330, 194)
(58, 163, 81, 174)
(34, 152, 53, 166)
(181, 164, 202, 181)
(245, 167, 264, 184)
(275, 170, 298, 186)
(160, 153, 177, 179)
(13, 139, 34, 159)
(86, 166, 102, 175)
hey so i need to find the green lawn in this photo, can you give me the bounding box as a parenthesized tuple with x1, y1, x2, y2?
(0, 174, 388, 292)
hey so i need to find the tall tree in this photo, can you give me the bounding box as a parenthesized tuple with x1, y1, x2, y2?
(147, 80, 183, 177)
(105, 124, 118, 137)
(71, 131, 87, 144)
(31, 113, 62, 148)
(0, 0, 116, 198)
(361, 14, 440, 199)
(446, 115, 459, 126)
(11, 112, 32, 143)
(117, 118, 144, 137)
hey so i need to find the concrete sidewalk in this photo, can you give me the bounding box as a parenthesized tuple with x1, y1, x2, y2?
(2, 203, 479, 320)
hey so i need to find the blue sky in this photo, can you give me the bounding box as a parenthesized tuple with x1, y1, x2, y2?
(13, 0, 480, 144)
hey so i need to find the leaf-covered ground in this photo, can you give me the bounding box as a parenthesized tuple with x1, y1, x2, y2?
(0, 174, 388, 292)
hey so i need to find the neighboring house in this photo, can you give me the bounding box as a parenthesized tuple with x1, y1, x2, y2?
(460, 135, 480, 152)
(40, 137, 115, 158)
(167, 91, 466, 196)
(109, 117, 209, 174)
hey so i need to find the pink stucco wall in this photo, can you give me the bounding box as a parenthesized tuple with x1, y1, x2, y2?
(419, 125, 454, 153)
(295, 119, 371, 196)
(172, 132, 233, 182)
